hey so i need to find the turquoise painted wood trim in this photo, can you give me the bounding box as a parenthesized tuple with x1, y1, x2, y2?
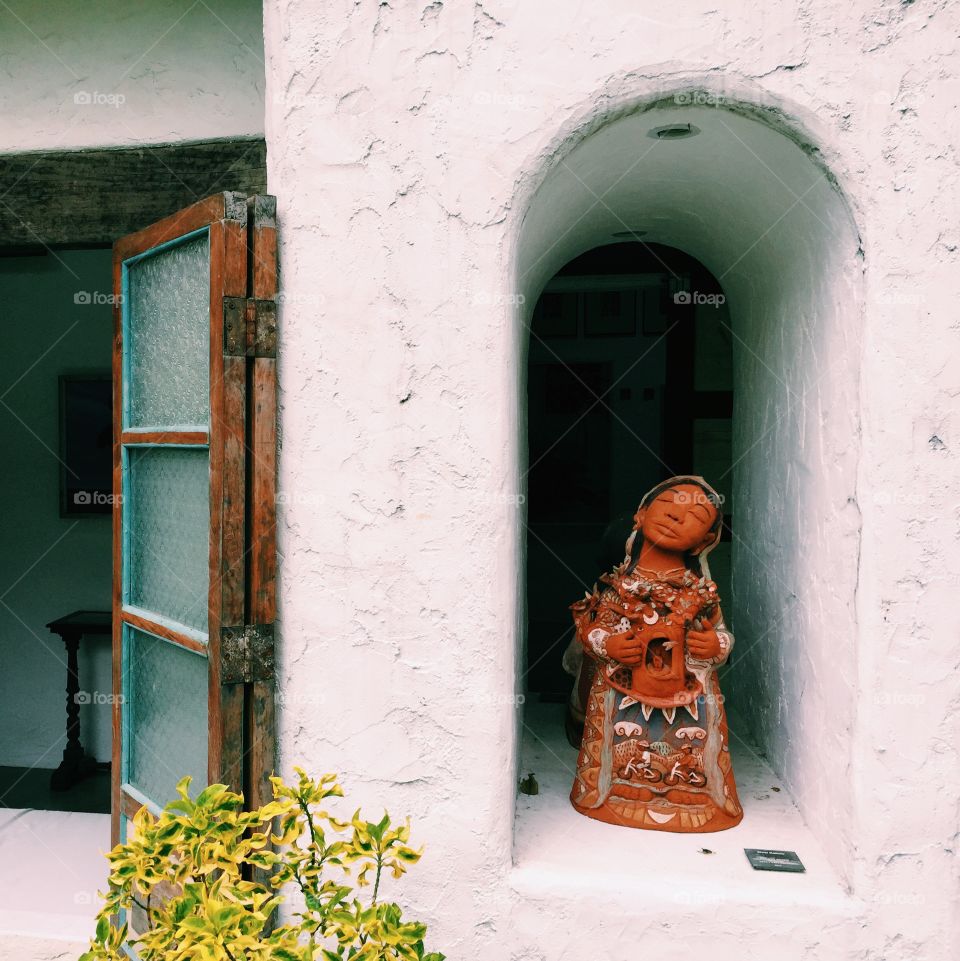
(121, 931, 137, 960)
(120, 445, 131, 610)
(121, 604, 209, 647)
(122, 782, 162, 818)
(121, 263, 129, 434)
(121, 225, 210, 267)
(118, 222, 215, 859)
(120, 621, 132, 790)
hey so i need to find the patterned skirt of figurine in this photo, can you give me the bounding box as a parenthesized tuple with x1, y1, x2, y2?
(570, 662, 743, 832)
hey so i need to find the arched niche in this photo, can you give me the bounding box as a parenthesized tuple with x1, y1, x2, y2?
(510, 90, 863, 882)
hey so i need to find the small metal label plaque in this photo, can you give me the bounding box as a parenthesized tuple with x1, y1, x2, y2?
(744, 848, 806, 873)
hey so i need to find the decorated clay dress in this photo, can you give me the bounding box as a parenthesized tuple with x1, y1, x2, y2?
(568, 478, 743, 833)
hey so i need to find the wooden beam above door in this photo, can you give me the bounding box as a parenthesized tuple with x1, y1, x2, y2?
(0, 139, 267, 249)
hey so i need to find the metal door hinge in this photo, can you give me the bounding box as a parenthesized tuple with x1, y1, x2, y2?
(249, 299, 277, 358)
(223, 297, 277, 358)
(221, 623, 275, 683)
(223, 297, 246, 356)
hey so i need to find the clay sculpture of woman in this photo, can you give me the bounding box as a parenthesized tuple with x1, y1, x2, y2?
(568, 475, 743, 832)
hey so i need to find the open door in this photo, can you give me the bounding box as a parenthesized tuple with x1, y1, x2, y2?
(110, 192, 277, 845)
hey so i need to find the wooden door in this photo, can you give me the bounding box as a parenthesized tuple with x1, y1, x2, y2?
(110, 192, 277, 845)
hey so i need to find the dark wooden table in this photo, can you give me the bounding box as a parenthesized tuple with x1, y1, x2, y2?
(46, 610, 111, 791)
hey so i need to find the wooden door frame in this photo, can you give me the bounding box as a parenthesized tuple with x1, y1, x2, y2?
(244, 194, 278, 811)
(0, 140, 266, 250)
(111, 192, 277, 843)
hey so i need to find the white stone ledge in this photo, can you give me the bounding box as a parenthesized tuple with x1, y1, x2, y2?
(0, 809, 109, 944)
(509, 702, 863, 957)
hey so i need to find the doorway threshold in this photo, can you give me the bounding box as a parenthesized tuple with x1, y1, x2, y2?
(0, 807, 108, 950)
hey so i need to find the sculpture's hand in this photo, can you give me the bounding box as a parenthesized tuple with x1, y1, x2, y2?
(605, 632, 644, 666)
(686, 626, 722, 660)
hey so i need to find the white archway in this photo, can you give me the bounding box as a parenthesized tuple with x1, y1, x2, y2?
(511, 88, 863, 882)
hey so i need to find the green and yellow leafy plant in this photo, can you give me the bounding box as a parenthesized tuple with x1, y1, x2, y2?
(79, 769, 445, 961)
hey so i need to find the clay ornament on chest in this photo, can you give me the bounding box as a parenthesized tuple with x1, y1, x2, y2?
(567, 475, 743, 833)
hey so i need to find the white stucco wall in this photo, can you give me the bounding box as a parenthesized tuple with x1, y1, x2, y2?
(0, 0, 265, 153)
(262, 2, 960, 960)
(4, 2, 956, 959)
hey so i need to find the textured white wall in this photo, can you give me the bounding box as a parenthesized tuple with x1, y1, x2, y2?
(264, 1, 960, 959)
(725, 154, 863, 891)
(0, 0, 265, 153)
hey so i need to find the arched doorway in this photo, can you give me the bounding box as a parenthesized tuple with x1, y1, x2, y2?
(525, 242, 732, 698)
(512, 94, 863, 882)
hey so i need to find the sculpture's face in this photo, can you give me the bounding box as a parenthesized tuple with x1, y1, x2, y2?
(638, 483, 718, 554)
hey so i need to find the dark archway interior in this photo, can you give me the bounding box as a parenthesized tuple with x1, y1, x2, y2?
(525, 241, 733, 696)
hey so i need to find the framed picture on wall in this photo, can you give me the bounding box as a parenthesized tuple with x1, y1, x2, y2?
(583, 290, 638, 337)
(59, 373, 113, 517)
(532, 290, 578, 338)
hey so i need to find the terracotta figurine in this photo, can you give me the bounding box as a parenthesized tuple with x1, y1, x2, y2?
(567, 476, 743, 832)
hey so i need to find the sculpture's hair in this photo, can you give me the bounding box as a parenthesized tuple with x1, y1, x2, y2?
(623, 475, 723, 578)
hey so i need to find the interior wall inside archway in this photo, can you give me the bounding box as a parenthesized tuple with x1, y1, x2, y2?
(515, 102, 862, 882)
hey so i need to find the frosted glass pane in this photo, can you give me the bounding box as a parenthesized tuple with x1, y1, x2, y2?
(126, 627, 208, 806)
(127, 233, 210, 429)
(128, 447, 209, 633)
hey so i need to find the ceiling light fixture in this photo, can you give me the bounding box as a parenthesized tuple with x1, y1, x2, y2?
(648, 123, 700, 140)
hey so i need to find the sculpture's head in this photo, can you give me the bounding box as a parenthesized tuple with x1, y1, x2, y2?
(625, 475, 723, 573)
